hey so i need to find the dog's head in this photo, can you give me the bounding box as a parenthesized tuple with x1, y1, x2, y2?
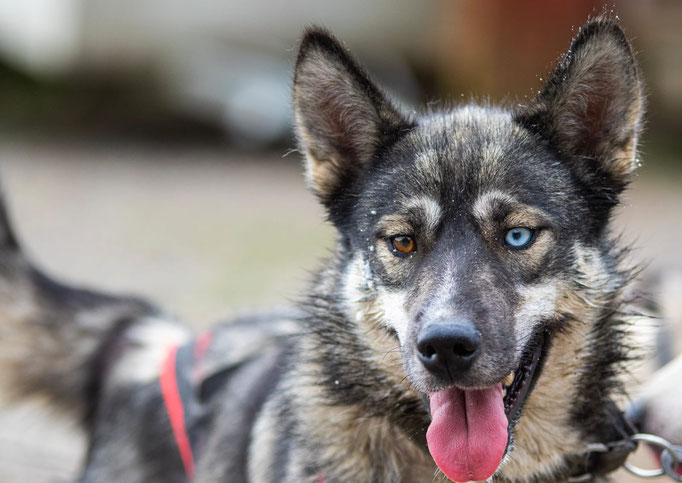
(293, 19, 642, 482)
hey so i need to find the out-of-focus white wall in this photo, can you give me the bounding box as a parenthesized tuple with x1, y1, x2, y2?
(0, 0, 437, 75)
(0, 0, 81, 75)
(78, 0, 436, 66)
(0, 0, 437, 145)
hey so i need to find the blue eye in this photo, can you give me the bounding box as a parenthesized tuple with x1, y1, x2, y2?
(505, 227, 534, 248)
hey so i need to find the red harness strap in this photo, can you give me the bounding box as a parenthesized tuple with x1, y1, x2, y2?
(160, 331, 214, 480)
(160, 343, 196, 479)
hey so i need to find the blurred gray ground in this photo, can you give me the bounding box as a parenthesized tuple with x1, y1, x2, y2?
(0, 139, 680, 481)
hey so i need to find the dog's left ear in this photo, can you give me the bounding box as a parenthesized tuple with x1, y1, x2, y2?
(517, 18, 644, 194)
(293, 27, 412, 211)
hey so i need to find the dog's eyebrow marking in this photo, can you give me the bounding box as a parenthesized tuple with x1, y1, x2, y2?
(403, 196, 442, 234)
(472, 190, 517, 221)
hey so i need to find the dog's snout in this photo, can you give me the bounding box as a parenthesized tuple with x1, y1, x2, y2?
(416, 319, 481, 377)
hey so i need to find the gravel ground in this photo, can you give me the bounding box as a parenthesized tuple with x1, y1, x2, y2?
(0, 139, 679, 482)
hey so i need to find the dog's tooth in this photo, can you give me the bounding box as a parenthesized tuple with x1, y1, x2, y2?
(502, 387, 507, 397)
(503, 371, 515, 387)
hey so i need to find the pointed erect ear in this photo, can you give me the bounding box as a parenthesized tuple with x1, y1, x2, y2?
(293, 27, 412, 207)
(516, 19, 644, 193)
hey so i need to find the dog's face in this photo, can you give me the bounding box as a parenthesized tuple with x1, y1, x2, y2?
(294, 20, 642, 482)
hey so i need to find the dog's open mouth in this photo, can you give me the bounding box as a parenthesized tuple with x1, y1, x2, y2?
(503, 330, 548, 427)
(425, 330, 548, 482)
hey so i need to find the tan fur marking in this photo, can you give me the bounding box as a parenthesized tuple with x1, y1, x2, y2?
(296, 121, 340, 198)
(512, 230, 555, 272)
(288, 355, 442, 482)
(375, 216, 414, 238)
(472, 190, 517, 222)
(501, 320, 588, 480)
(376, 195, 442, 240)
(404, 196, 442, 235)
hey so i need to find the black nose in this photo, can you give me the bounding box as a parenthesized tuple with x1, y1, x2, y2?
(416, 319, 481, 377)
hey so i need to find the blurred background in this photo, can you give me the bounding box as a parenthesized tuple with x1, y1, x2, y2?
(0, 0, 679, 481)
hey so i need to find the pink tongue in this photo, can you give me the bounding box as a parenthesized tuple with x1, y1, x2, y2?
(426, 384, 507, 482)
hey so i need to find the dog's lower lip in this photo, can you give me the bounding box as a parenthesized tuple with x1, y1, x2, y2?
(503, 330, 549, 425)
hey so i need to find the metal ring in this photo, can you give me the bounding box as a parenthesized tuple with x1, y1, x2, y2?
(623, 434, 680, 478)
(661, 447, 682, 482)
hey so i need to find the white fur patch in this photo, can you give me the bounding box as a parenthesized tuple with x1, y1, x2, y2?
(514, 282, 558, 352)
(376, 288, 410, 343)
(342, 255, 411, 343)
(342, 255, 371, 323)
(109, 317, 190, 385)
(363, 258, 375, 292)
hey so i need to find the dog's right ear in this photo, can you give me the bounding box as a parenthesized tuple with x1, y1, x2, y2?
(293, 27, 412, 210)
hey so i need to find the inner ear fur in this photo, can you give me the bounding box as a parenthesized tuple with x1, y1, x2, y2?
(292, 27, 412, 208)
(516, 18, 644, 193)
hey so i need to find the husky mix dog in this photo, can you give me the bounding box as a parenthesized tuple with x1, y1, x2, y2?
(0, 17, 645, 483)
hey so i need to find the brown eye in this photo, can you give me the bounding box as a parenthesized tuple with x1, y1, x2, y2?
(390, 236, 416, 255)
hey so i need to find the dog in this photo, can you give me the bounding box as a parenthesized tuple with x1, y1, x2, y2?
(626, 271, 682, 475)
(0, 17, 647, 482)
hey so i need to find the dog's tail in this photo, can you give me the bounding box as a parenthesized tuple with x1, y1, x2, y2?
(0, 183, 178, 421)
